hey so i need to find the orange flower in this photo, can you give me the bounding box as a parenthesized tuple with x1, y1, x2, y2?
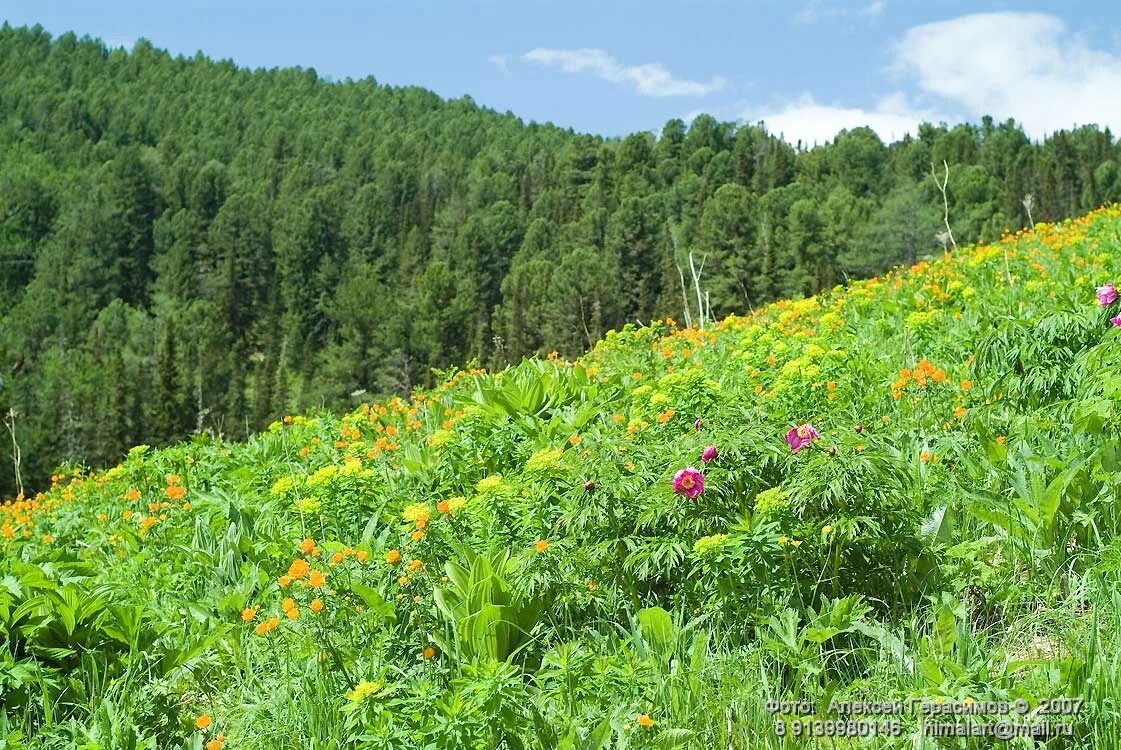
(408, 559, 423, 572)
(241, 607, 256, 622)
(195, 714, 212, 730)
(569, 434, 582, 446)
(282, 597, 296, 611)
(356, 550, 369, 563)
(636, 714, 655, 728)
(310, 598, 324, 613)
(330, 552, 344, 565)
(385, 549, 401, 564)
(422, 646, 436, 660)
(299, 538, 317, 555)
(125, 488, 141, 501)
(166, 474, 182, 486)
(411, 531, 425, 542)
(288, 558, 310, 579)
(278, 575, 292, 587)
(996, 435, 1006, 445)
(205, 735, 226, 750)
(960, 379, 972, 391)
(286, 606, 299, 620)
(165, 485, 186, 501)
(308, 570, 326, 588)
(255, 616, 279, 635)
(534, 539, 549, 553)
(436, 499, 450, 514)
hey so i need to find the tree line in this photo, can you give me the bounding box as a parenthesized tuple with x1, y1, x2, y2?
(2, 23, 1119, 495)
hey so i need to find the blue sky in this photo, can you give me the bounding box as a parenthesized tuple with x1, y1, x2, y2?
(4, 1, 1120, 144)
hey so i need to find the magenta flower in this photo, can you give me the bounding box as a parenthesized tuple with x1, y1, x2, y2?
(1097, 283, 1118, 306)
(700, 445, 718, 464)
(693, 417, 704, 431)
(672, 467, 704, 499)
(785, 423, 819, 454)
(1111, 314, 1121, 327)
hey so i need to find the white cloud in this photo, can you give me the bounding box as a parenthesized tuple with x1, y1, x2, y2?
(796, 0, 886, 25)
(521, 48, 726, 97)
(895, 12, 1121, 137)
(745, 93, 943, 147)
(862, 0, 886, 17)
(488, 54, 510, 74)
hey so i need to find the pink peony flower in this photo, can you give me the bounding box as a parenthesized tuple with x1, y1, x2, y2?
(1098, 283, 1118, 306)
(672, 467, 704, 499)
(693, 417, 704, 431)
(700, 445, 718, 464)
(785, 423, 819, 454)
(1112, 314, 1121, 327)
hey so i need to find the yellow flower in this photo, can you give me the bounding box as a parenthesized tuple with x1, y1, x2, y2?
(693, 533, 730, 556)
(345, 680, 383, 704)
(636, 714, 655, 728)
(306, 464, 339, 487)
(822, 525, 833, 535)
(310, 598, 324, 613)
(292, 496, 322, 513)
(195, 714, 212, 730)
(534, 539, 549, 553)
(476, 475, 505, 494)
(385, 549, 401, 564)
(402, 503, 431, 524)
(241, 607, 256, 622)
(525, 448, 565, 472)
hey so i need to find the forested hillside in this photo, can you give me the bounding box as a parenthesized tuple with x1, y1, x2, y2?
(2, 22, 1121, 495)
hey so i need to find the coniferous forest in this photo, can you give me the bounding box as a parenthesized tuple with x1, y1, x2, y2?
(3, 23, 1121, 495)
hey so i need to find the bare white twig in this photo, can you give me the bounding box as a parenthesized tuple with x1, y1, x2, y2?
(931, 160, 957, 251)
(5, 408, 23, 499)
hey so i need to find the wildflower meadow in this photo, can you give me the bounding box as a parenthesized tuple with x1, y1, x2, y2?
(3, 206, 1121, 748)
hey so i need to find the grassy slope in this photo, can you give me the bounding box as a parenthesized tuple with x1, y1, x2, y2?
(3, 207, 1121, 748)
